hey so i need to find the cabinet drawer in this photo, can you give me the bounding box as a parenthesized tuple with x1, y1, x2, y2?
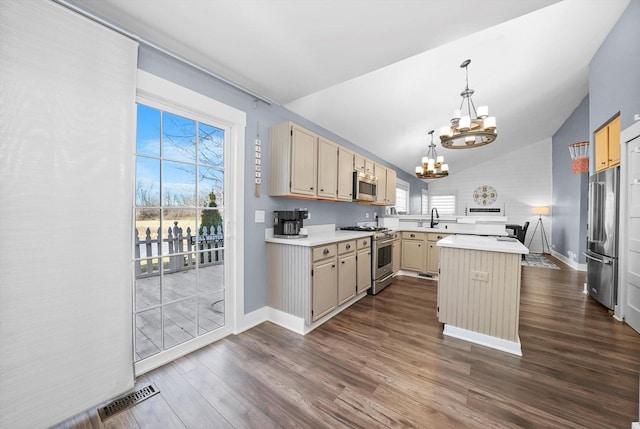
(338, 240, 356, 254)
(427, 232, 450, 241)
(356, 237, 371, 250)
(312, 244, 337, 261)
(402, 231, 425, 240)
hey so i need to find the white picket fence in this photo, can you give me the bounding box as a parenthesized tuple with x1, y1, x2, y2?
(135, 221, 224, 278)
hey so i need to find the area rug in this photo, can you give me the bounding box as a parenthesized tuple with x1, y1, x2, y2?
(521, 253, 560, 269)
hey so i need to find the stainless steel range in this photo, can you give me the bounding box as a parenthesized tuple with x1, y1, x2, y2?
(340, 226, 394, 294)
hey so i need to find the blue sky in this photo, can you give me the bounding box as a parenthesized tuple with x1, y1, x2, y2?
(136, 104, 224, 207)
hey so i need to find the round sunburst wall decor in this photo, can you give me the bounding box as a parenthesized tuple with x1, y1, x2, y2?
(473, 185, 497, 206)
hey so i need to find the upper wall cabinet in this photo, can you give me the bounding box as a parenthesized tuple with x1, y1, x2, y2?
(373, 163, 397, 206)
(269, 121, 396, 205)
(317, 137, 338, 199)
(354, 153, 374, 175)
(337, 146, 355, 201)
(595, 115, 621, 172)
(270, 122, 317, 198)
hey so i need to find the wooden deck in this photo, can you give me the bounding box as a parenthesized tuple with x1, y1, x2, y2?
(56, 256, 640, 428)
(135, 263, 225, 361)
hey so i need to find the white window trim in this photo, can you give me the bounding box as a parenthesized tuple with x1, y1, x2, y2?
(134, 70, 246, 375)
(421, 189, 429, 215)
(395, 178, 410, 214)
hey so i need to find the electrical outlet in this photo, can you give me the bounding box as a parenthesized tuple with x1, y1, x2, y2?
(365, 213, 370, 218)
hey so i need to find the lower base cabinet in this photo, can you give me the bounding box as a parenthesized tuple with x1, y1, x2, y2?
(312, 252, 337, 321)
(268, 237, 371, 327)
(356, 237, 372, 294)
(337, 241, 357, 306)
(401, 232, 425, 272)
(427, 233, 451, 274)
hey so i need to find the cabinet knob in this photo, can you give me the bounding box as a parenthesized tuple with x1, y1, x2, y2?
(363, 240, 368, 245)
(410, 233, 415, 237)
(341, 260, 345, 264)
(346, 244, 351, 249)
(323, 248, 329, 255)
(331, 264, 335, 268)
(437, 235, 443, 239)
(310, 187, 314, 190)
(418, 244, 421, 247)
(320, 188, 324, 192)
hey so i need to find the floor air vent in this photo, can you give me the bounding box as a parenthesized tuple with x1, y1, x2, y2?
(98, 383, 160, 421)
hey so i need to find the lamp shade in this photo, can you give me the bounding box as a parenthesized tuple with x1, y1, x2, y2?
(532, 206, 550, 216)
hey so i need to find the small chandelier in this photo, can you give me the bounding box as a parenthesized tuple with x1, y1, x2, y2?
(439, 59, 497, 149)
(416, 130, 449, 179)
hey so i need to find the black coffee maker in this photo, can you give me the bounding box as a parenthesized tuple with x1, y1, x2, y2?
(273, 209, 308, 238)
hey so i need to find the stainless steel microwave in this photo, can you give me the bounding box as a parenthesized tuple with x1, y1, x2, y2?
(353, 171, 378, 202)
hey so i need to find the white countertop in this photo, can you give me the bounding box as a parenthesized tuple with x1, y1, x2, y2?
(265, 225, 373, 247)
(398, 226, 509, 236)
(437, 235, 529, 255)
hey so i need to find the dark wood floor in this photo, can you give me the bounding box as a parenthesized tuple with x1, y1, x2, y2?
(57, 257, 640, 428)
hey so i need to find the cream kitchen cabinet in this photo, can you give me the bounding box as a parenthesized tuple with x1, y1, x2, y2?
(595, 115, 621, 172)
(385, 168, 397, 206)
(391, 232, 401, 273)
(267, 236, 371, 327)
(373, 164, 397, 206)
(354, 153, 374, 175)
(317, 137, 338, 199)
(356, 237, 372, 294)
(427, 232, 451, 274)
(312, 244, 338, 321)
(337, 146, 355, 201)
(337, 241, 357, 305)
(401, 231, 425, 272)
(269, 122, 318, 197)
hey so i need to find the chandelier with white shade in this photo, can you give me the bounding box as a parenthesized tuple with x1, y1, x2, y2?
(439, 59, 497, 149)
(416, 130, 449, 179)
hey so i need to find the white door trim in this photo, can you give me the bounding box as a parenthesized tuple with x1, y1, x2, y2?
(618, 119, 640, 330)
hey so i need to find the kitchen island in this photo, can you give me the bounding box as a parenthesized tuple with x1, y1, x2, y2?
(436, 235, 528, 355)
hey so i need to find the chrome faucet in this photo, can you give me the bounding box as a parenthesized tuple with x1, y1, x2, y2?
(430, 208, 440, 228)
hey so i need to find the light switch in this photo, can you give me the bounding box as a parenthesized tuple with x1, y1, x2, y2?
(255, 210, 265, 223)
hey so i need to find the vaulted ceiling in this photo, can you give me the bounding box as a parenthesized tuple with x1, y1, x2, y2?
(65, 0, 630, 176)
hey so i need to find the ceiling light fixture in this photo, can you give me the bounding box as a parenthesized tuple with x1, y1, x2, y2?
(416, 130, 449, 179)
(439, 59, 497, 149)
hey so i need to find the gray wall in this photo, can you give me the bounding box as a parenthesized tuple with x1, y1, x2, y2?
(589, 0, 640, 166)
(138, 45, 426, 314)
(551, 96, 589, 264)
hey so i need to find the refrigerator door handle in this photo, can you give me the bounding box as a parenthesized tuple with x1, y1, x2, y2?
(582, 252, 612, 265)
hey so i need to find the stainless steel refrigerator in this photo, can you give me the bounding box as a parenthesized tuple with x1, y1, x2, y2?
(585, 167, 619, 310)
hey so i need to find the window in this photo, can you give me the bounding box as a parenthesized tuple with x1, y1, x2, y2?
(133, 70, 246, 375)
(134, 104, 226, 363)
(429, 193, 456, 216)
(421, 189, 429, 215)
(395, 178, 410, 214)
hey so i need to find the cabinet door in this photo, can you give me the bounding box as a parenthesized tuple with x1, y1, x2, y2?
(354, 153, 365, 172)
(386, 169, 397, 205)
(392, 239, 400, 273)
(364, 158, 375, 175)
(401, 240, 424, 272)
(337, 146, 354, 201)
(427, 242, 439, 274)
(338, 253, 357, 304)
(356, 248, 372, 294)
(312, 258, 337, 321)
(608, 116, 621, 167)
(595, 126, 609, 172)
(374, 163, 387, 204)
(317, 137, 338, 199)
(290, 125, 317, 195)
